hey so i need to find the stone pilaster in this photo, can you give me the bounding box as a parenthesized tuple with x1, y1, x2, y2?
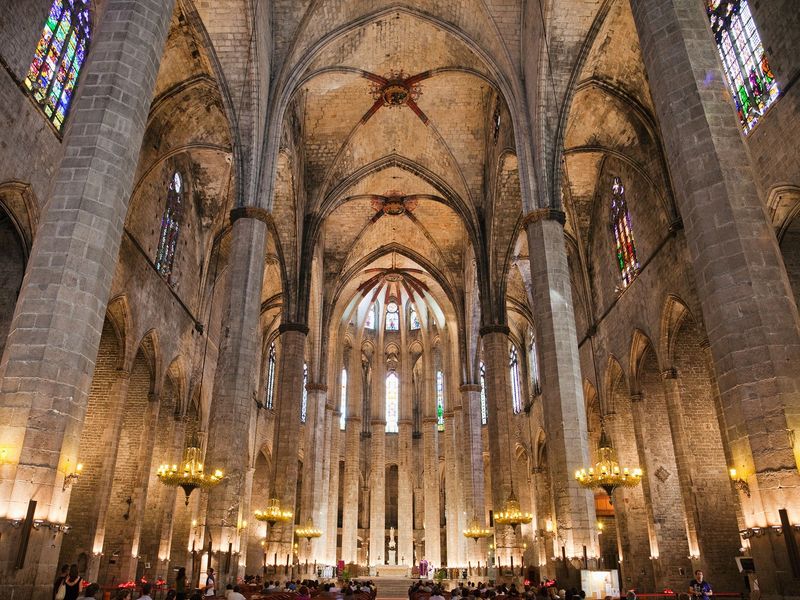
(524, 212, 598, 558)
(630, 1, 800, 594)
(443, 407, 462, 566)
(422, 416, 442, 567)
(369, 423, 386, 565)
(459, 384, 487, 566)
(341, 347, 361, 564)
(300, 383, 327, 563)
(0, 1, 176, 595)
(204, 213, 268, 584)
(324, 408, 341, 565)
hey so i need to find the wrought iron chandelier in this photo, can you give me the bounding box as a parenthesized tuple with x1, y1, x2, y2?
(295, 518, 323, 541)
(493, 490, 532, 530)
(254, 498, 294, 527)
(156, 437, 223, 505)
(463, 517, 493, 542)
(575, 428, 642, 501)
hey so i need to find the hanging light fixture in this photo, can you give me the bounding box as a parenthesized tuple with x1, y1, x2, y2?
(463, 517, 493, 542)
(575, 427, 642, 502)
(157, 436, 223, 505)
(493, 489, 533, 531)
(254, 498, 294, 527)
(295, 517, 323, 541)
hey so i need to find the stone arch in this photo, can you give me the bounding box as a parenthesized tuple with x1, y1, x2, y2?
(766, 184, 800, 310)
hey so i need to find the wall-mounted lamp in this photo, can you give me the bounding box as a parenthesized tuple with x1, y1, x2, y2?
(0, 448, 9, 464)
(596, 521, 605, 533)
(729, 468, 751, 497)
(63, 462, 83, 491)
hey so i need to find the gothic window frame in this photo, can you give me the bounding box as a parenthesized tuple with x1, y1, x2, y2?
(301, 362, 308, 423)
(385, 371, 399, 433)
(610, 176, 639, 288)
(25, 0, 91, 131)
(509, 345, 522, 415)
(385, 300, 400, 331)
(364, 304, 376, 330)
(528, 329, 542, 397)
(706, 0, 779, 133)
(436, 370, 445, 432)
(155, 171, 185, 284)
(480, 361, 488, 425)
(339, 368, 347, 431)
(409, 305, 421, 330)
(265, 342, 277, 409)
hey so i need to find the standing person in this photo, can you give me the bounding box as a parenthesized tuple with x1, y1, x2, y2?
(176, 566, 188, 600)
(204, 568, 216, 597)
(62, 565, 82, 600)
(53, 564, 69, 600)
(140, 582, 155, 600)
(115, 589, 132, 600)
(689, 570, 713, 599)
(83, 584, 101, 600)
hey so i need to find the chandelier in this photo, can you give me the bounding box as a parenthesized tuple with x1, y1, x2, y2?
(493, 490, 532, 530)
(157, 440, 223, 505)
(575, 428, 642, 501)
(254, 498, 294, 527)
(295, 518, 323, 541)
(463, 517, 493, 542)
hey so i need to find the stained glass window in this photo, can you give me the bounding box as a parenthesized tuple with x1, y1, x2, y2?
(510, 346, 522, 415)
(528, 331, 541, 396)
(479, 362, 488, 425)
(155, 172, 184, 282)
(611, 177, 639, 288)
(265, 342, 276, 409)
(365, 305, 375, 330)
(340, 368, 347, 431)
(385, 301, 399, 331)
(385, 372, 399, 433)
(436, 370, 445, 431)
(301, 363, 308, 423)
(409, 306, 421, 330)
(25, 0, 91, 131)
(706, 0, 779, 132)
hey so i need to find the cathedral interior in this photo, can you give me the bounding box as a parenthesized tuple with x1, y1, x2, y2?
(0, 0, 799, 598)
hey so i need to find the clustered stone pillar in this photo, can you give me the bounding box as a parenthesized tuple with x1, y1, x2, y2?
(368, 360, 386, 567)
(397, 418, 415, 566)
(205, 209, 269, 583)
(340, 348, 361, 565)
(443, 406, 463, 567)
(459, 384, 487, 567)
(630, 1, 800, 595)
(324, 406, 341, 565)
(270, 324, 308, 567)
(421, 352, 442, 567)
(0, 1, 176, 596)
(300, 382, 327, 565)
(524, 210, 598, 562)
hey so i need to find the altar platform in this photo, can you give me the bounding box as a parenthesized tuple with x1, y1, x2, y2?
(375, 565, 410, 577)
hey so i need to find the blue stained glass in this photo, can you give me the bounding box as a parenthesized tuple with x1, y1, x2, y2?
(301, 363, 308, 423)
(611, 177, 639, 287)
(510, 347, 522, 415)
(479, 362, 488, 425)
(436, 370, 445, 431)
(25, 0, 90, 131)
(155, 172, 184, 282)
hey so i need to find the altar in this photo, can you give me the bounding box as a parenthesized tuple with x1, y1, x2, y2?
(376, 564, 410, 577)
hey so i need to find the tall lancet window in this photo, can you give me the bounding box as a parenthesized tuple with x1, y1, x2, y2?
(340, 368, 347, 431)
(385, 301, 399, 331)
(480, 362, 488, 425)
(301, 363, 308, 423)
(365, 305, 375, 330)
(528, 330, 541, 397)
(510, 346, 522, 415)
(611, 177, 639, 288)
(25, 0, 91, 130)
(409, 306, 421, 330)
(385, 372, 399, 433)
(265, 342, 276, 409)
(155, 172, 184, 282)
(436, 370, 445, 431)
(706, 0, 778, 132)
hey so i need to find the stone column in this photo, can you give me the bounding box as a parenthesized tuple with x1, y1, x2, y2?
(629, 392, 691, 592)
(368, 423, 386, 566)
(480, 327, 514, 565)
(443, 407, 461, 567)
(324, 407, 341, 565)
(397, 418, 414, 567)
(603, 411, 654, 593)
(318, 403, 334, 564)
(270, 324, 308, 565)
(630, 1, 800, 594)
(340, 349, 361, 565)
(524, 212, 597, 559)
(204, 209, 269, 584)
(459, 384, 487, 566)
(300, 383, 327, 564)
(0, 1, 176, 595)
(421, 415, 442, 567)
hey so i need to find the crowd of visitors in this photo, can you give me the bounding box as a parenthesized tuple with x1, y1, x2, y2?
(408, 580, 587, 600)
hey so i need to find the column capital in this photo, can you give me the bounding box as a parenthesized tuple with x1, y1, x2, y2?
(661, 367, 678, 380)
(230, 206, 272, 226)
(422, 416, 439, 425)
(522, 208, 566, 229)
(306, 382, 327, 392)
(279, 322, 309, 335)
(460, 384, 481, 393)
(371, 419, 387, 427)
(479, 324, 510, 337)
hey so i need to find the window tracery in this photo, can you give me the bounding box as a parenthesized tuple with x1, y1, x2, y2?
(510, 346, 522, 415)
(340, 368, 347, 430)
(385, 301, 399, 331)
(301, 362, 308, 423)
(409, 306, 420, 330)
(480, 362, 488, 425)
(155, 172, 184, 282)
(611, 177, 639, 288)
(436, 370, 445, 431)
(25, 0, 90, 130)
(265, 342, 276, 409)
(385, 372, 399, 433)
